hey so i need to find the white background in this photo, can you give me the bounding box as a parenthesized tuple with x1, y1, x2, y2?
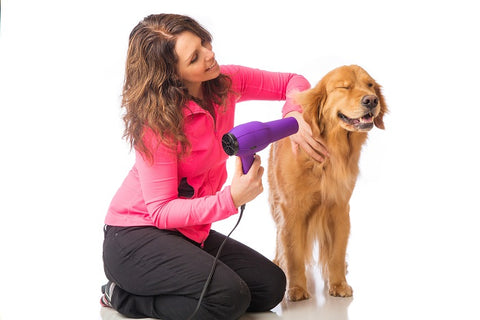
(1, 0, 479, 319)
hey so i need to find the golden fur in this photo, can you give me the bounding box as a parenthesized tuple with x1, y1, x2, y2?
(268, 65, 388, 300)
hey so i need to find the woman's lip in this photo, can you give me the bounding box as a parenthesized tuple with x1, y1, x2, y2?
(207, 60, 217, 71)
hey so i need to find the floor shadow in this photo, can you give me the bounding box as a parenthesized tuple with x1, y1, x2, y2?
(260, 265, 353, 319)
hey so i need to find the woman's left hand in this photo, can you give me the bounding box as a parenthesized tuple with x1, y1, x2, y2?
(285, 111, 329, 162)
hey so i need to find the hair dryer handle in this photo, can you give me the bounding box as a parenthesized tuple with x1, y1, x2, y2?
(240, 154, 255, 174)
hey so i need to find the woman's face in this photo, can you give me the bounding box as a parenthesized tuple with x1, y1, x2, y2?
(175, 31, 220, 98)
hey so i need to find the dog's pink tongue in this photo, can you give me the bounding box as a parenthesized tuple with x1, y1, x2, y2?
(360, 114, 374, 123)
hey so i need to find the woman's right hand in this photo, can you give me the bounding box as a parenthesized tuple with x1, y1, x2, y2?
(230, 155, 264, 208)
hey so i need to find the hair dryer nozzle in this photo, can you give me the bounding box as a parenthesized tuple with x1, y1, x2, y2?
(222, 117, 299, 174)
(221, 133, 239, 156)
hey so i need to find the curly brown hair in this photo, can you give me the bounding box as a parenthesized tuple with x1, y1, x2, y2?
(121, 14, 232, 162)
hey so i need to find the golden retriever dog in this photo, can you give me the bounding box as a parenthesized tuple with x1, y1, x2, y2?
(268, 65, 388, 300)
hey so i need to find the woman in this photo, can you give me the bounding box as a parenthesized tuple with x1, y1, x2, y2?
(101, 13, 328, 320)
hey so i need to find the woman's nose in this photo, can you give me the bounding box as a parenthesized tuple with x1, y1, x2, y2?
(205, 49, 215, 61)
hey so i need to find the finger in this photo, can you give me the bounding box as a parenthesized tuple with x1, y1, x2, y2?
(257, 165, 265, 179)
(300, 130, 329, 157)
(300, 139, 327, 162)
(311, 138, 330, 157)
(250, 154, 261, 170)
(234, 156, 244, 176)
(305, 145, 326, 162)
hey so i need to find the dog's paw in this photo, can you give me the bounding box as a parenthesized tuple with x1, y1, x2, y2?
(287, 286, 311, 301)
(328, 282, 353, 297)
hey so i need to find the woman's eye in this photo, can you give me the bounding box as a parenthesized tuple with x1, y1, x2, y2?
(190, 54, 198, 64)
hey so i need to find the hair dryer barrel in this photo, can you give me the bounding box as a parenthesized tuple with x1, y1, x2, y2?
(222, 117, 299, 174)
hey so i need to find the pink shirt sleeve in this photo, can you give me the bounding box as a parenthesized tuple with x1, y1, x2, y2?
(222, 65, 311, 117)
(135, 133, 238, 230)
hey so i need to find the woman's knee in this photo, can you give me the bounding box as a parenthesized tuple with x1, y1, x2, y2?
(249, 263, 286, 312)
(202, 271, 251, 319)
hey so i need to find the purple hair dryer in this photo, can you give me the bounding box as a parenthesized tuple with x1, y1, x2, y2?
(222, 117, 299, 174)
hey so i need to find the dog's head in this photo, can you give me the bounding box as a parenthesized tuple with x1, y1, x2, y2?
(297, 65, 388, 135)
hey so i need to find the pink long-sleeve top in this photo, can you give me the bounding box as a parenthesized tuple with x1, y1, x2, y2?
(105, 65, 310, 243)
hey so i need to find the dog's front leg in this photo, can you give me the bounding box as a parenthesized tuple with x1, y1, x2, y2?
(327, 205, 353, 297)
(278, 215, 310, 301)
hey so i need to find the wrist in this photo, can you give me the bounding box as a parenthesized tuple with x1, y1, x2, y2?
(227, 185, 242, 209)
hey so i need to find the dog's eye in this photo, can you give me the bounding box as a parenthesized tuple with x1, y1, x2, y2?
(337, 86, 350, 90)
(367, 83, 373, 88)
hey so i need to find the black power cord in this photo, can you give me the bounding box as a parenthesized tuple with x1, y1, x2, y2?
(187, 204, 246, 320)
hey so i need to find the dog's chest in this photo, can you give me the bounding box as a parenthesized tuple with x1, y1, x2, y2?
(306, 158, 359, 204)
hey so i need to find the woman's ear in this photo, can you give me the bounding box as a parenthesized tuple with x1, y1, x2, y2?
(373, 82, 388, 129)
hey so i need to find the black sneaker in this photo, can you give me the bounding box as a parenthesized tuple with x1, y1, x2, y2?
(100, 281, 116, 308)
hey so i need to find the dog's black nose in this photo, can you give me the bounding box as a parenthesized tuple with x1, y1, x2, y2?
(361, 95, 378, 109)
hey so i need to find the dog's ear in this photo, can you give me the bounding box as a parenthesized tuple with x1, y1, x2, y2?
(373, 82, 388, 129)
(295, 82, 327, 136)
